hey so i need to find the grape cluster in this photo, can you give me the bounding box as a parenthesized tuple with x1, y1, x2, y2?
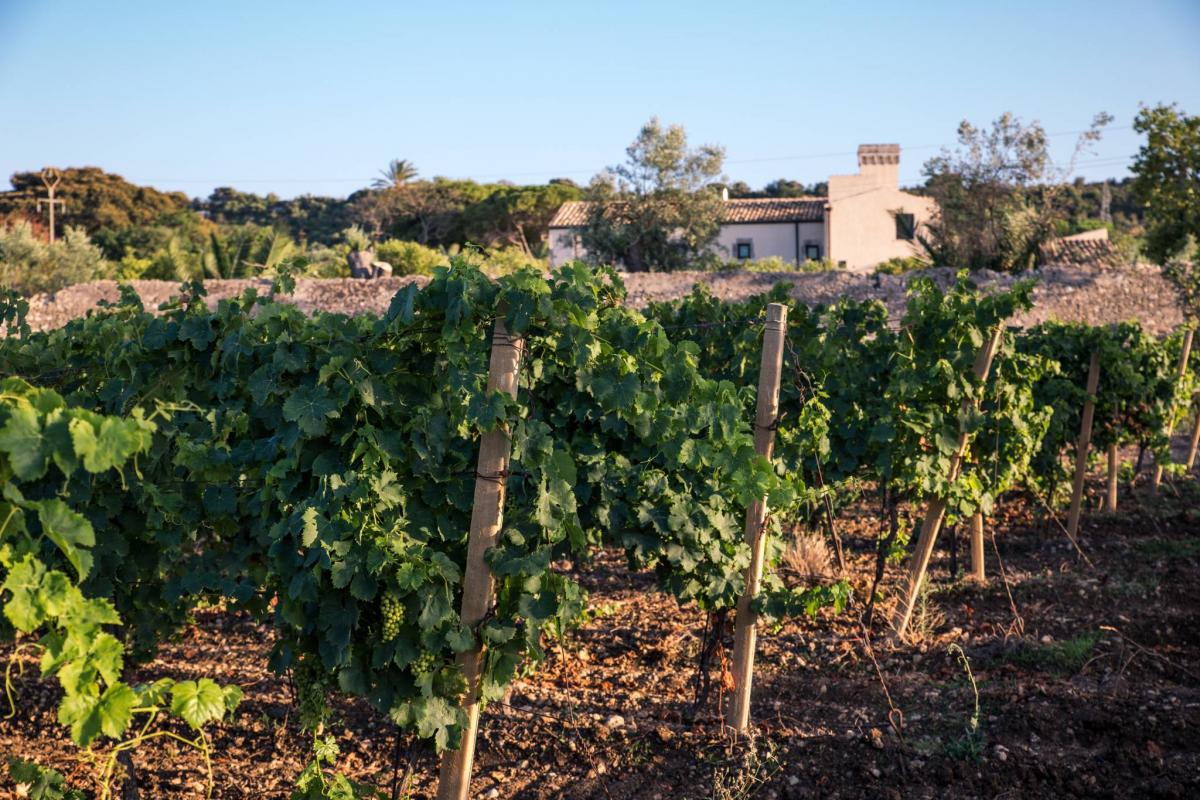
(381, 592, 404, 641)
(411, 649, 437, 676)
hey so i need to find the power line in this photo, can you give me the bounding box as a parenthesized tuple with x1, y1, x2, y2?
(122, 125, 1139, 189)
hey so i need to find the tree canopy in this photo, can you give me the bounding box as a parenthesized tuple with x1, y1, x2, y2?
(581, 118, 726, 271)
(1131, 103, 1200, 264)
(0, 167, 191, 232)
(919, 112, 1111, 272)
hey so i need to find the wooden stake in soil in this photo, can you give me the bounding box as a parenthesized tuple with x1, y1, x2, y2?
(968, 512, 985, 582)
(1105, 443, 1119, 512)
(436, 317, 524, 800)
(1066, 351, 1101, 540)
(1187, 401, 1200, 472)
(727, 302, 788, 734)
(1151, 327, 1194, 493)
(891, 326, 1004, 641)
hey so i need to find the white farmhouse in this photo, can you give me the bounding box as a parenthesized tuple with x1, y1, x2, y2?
(547, 144, 935, 272)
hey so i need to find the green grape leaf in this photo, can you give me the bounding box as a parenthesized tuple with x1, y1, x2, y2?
(58, 693, 101, 746)
(2, 555, 48, 632)
(178, 316, 215, 350)
(222, 684, 245, 714)
(135, 678, 176, 708)
(171, 678, 229, 729)
(282, 386, 339, 436)
(97, 684, 137, 739)
(59, 683, 135, 745)
(37, 500, 95, 580)
(412, 696, 460, 752)
(7, 757, 77, 800)
(67, 417, 144, 474)
(0, 402, 47, 480)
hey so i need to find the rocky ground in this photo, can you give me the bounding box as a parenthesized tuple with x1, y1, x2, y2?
(3, 467, 1198, 799)
(14, 263, 1186, 335)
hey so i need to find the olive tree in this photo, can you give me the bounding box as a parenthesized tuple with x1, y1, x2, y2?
(581, 118, 725, 271)
(919, 112, 1111, 272)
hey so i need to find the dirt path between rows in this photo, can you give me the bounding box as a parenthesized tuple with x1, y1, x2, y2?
(4, 472, 1198, 799)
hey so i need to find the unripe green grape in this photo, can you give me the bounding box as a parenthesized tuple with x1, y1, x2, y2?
(411, 649, 437, 676)
(381, 593, 404, 642)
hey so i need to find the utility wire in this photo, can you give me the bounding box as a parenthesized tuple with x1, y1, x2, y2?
(124, 125, 1138, 187)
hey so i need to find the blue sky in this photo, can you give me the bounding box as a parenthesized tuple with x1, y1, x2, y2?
(1, 0, 1198, 199)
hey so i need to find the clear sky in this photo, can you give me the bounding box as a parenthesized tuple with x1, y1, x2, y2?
(1, 0, 1198, 199)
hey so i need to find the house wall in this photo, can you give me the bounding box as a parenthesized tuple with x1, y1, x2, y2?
(715, 222, 826, 264)
(548, 227, 585, 267)
(548, 222, 827, 267)
(826, 183, 935, 271)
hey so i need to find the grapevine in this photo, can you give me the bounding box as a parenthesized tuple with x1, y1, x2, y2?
(2, 260, 1193, 794)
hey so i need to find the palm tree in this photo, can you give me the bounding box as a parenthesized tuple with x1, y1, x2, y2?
(373, 159, 418, 189)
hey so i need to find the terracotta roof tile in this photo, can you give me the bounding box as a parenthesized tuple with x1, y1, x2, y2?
(548, 197, 826, 228)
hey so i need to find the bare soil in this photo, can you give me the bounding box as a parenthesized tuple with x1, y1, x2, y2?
(4, 466, 1199, 800)
(17, 264, 1185, 335)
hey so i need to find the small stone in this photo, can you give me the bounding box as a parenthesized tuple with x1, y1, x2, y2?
(605, 714, 626, 729)
(994, 745, 1008, 762)
(868, 727, 885, 750)
(483, 790, 500, 799)
(655, 725, 674, 743)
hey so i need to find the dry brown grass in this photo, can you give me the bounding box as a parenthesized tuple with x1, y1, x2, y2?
(781, 528, 833, 580)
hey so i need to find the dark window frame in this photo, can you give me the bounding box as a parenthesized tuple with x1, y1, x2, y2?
(804, 243, 821, 261)
(735, 239, 753, 260)
(895, 213, 916, 241)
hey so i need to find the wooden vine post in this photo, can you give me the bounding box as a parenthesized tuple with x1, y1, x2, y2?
(1066, 351, 1101, 540)
(436, 316, 524, 800)
(1105, 443, 1119, 512)
(1187, 401, 1200, 472)
(1151, 326, 1194, 493)
(891, 326, 1004, 640)
(727, 302, 788, 734)
(968, 512, 985, 582)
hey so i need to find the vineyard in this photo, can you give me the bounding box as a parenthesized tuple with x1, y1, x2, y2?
(1, 261, 1198, 799)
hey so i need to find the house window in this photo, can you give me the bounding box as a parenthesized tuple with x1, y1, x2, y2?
(895, 213, 916, 241)
(804, 243, 821, 261)
(735, 240, 753, 260)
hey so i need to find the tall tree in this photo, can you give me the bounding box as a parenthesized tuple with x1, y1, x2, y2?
(462, 183, 582, 255)
(1131, 103, 1200, 318)
(581, 118, 725, 271)
(372, 159, 419, 189)
(919, 112, 1111, 272)
(351, 178, 492, 245)
(1131, 104, 1200, 263)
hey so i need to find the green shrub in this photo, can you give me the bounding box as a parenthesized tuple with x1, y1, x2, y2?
(301, 244, 351, 278)
(0, 221, 110, 294)
(471, 244, 548, 276)
(875, 255, 931, 275)
(722, 256, 842, 273)
(342, 225, 371, 252)
(373, 240, 547, 277)
(375, 239, 447, 276)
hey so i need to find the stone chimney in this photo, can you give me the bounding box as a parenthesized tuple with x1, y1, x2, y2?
(721, 186, 730, 201)
(856, 144, 900, 188)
